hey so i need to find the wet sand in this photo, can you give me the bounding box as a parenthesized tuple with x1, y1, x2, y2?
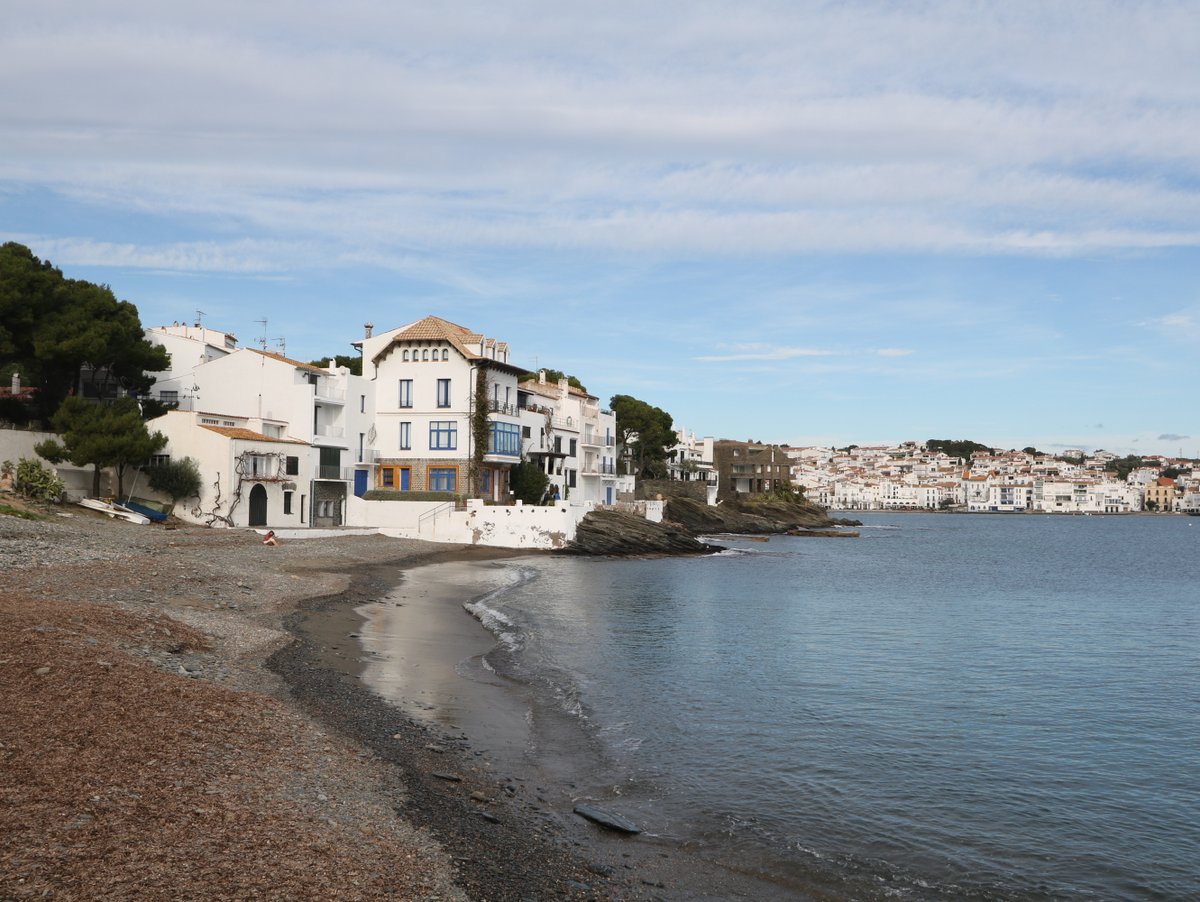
(273, 546, 815, 900)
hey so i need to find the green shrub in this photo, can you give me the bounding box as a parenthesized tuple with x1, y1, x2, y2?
(361, 490, 463, 502)
(146, 456, 202, 503)
(14, 457, 65, 502)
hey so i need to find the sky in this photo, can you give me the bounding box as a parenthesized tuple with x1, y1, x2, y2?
(3, 1, 1199, 457)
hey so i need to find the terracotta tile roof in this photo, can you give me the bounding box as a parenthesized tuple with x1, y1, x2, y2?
(372, 315, 480, 364)
(200, 425, 308, 444)
(247, 348, 328, 375)
(371, 315, 526, 374)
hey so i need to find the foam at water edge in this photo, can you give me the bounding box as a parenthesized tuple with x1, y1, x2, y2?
(464, 600, 522, 651)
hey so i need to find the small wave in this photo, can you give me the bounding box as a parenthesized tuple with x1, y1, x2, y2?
(463, 600, 522, 651)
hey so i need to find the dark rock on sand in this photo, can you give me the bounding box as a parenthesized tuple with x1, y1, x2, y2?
(574, 803, 642, 834)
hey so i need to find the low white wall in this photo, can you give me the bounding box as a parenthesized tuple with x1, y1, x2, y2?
(345, 494, 447, 536)
(0, 428, 109, 499)
(365, 497, 592, 549)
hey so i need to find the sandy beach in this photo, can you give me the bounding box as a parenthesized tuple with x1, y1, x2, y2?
(1, 503, 796, 900)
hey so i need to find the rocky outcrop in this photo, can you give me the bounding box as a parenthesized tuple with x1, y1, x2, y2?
(664, 496, 851, 536)
(563, 509, 720, 556)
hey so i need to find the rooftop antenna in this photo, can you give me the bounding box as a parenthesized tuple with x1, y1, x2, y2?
(254, 318, 268, 350)
(273, 336, 287, 356)
(195, 309, 206, 328)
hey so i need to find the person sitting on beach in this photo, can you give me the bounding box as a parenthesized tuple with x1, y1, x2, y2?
(262, 530, 279, 546)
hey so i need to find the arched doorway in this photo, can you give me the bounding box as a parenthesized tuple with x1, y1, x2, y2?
(248, 484, 268, 526)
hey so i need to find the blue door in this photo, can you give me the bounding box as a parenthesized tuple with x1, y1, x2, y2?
(606, 487, 613, 504)
(354, 470, 368, 497)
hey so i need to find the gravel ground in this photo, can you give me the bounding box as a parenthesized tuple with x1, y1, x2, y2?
(2, 496, 793, 901)
(2, 496, 737, 902)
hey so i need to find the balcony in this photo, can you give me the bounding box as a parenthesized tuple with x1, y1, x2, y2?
(315, 385, 346, 403)
(486, 400, 520, 417)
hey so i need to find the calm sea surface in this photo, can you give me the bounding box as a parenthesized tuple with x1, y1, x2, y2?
(383, 514, 1200, 898)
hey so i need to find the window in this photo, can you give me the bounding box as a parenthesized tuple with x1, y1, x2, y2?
(441, 349, 449, 361)
(567, 470, 577, 488)
(285, 455, 299, 475)
(149, 454, 171, 468)
(430, 421, 457, 450)
(422, 349, 429, 361)
(378, 466, 410, 490)
(248, 455, 271, 477)
(284, 491, 293, 515)
(480, 469, 491, 494)
(360, 394, 365, 413)
(437, 378, 451, 408)
(569, 438, 577, 457)
(522, 425, 531, 438)
(159, 390, 178, 404)
(488, 422, 521, 457)
(399, 421, 411, 450)
(429, 467, 457, 493)
(398, 379, 412, 408)
(300, 494, 305, 523)
(402, 349, 409, 361)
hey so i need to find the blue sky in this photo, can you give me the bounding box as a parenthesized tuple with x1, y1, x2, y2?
(4, 1, 1198, 456)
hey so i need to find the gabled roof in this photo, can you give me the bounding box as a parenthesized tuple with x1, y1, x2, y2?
(200, 425, 308, 445)
(371, 315, 523, 373)
(246, 348, 328, 375)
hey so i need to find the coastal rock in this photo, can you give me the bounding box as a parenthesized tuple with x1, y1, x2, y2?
(573, 803, 642, 834)
(666, 496, 852, 536)
(564, 509, 718, 556)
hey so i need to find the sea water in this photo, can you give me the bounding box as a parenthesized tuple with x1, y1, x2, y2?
(381, 514, 1200, 899)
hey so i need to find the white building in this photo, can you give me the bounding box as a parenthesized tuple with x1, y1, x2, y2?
(150, 409, 316, 528)
(517, 372, 618, 505)
(358, 316, 525, 502)
(668, 428, 715, 486)
(144, 322, 239, 409)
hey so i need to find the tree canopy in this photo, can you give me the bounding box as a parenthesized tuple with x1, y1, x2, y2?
(1104, 455, 1148, 481)
(308, 354, 363, 376)
(926, 438, 993, 460)
(35, 397, 166, 497)
(520, 368, 587, 393)
(0, 242, 170, 420)
(610, 394, 674, 479)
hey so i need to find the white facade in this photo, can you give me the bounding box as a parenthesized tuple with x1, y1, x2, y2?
(360, 316, 524, 501)
(668, 428, 715, 485)
(517, 372, 618, 505)
(144, 323, 239, 408)
(150, 409, 316, 528)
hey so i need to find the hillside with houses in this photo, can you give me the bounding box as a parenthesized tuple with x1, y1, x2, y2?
(786, 442, 1200, 514)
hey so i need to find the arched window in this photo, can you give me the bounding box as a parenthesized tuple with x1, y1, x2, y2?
(402, 349, 409, 361)
(441, 348, 449, 361)
(423, 349, 430, 361)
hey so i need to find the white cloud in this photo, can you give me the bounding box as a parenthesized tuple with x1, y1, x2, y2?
(695, 344, 840, 362)
(5, 1, 1200, 266)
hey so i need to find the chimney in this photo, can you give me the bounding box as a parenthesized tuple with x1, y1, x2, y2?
(364, 322, 374, 339)
(538, 370, 546, 384)
(558, 376, 569, 399)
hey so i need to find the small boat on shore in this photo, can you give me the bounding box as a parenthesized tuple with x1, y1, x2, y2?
(77, 498, 151, 525)
(121, 497, 171, 522)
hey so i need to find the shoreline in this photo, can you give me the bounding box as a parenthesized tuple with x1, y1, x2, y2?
(269, 546, 811, 901)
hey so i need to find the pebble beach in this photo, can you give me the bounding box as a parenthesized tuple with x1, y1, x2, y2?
(1, 501, 781, 901)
